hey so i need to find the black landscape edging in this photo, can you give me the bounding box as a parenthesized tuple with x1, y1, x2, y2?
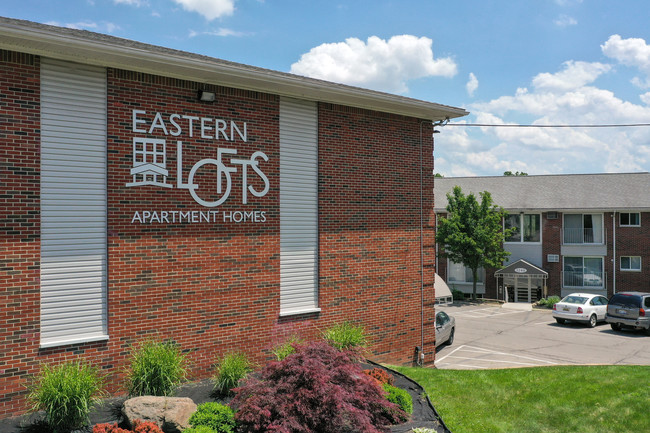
(366, 360, 452, 433)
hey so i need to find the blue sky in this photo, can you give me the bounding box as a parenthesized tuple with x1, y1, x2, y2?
(3, 0, 650, 176)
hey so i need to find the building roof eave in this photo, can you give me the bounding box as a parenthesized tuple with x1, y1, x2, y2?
(0, 16, 469, 122)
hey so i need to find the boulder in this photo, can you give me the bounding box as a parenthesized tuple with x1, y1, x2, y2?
(122, 396, 197, 433)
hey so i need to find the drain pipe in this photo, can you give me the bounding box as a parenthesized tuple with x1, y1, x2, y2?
(418, 120, 426, 366)
(612, 211, 617, 295)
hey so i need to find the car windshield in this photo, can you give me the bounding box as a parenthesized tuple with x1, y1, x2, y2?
(561, 295, 588, 304)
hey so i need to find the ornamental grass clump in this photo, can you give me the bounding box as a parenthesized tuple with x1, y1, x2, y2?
(231, 341, 408, 433)
(27, 359, 105, 433)
(213, 352, 253, 396)
(271, 335, 303, 361)
(127, 339, 188, 397)
(323, 321, 368, 352)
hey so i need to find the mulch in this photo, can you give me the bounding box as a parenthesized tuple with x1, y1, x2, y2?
(0, 363, 450, 433)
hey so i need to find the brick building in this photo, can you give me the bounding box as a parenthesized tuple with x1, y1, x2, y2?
(0, 17, 467, 417)
(434, 173, 650, 302)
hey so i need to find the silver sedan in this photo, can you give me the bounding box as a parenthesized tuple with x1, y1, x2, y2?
(435, 311, 456, 347)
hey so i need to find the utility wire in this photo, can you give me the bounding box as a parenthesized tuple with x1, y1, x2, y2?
(445, 122, 650, 128)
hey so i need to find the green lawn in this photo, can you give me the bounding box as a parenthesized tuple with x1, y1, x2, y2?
(392, 365, 650, 433)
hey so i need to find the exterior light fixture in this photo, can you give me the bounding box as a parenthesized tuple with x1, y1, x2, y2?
(198, 90, 215, 102)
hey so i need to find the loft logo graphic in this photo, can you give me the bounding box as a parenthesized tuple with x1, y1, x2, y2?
(126, 110, 270, 208)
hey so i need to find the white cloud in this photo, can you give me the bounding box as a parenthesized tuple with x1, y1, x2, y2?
(554, 0, 583, 6)
(466, 73, 478, 97)
(531, 60, 611, 92)
(602, 34, 650, 88)
(189, 28, 247, 37)
(172, 0, 235, 20)
(290, 35, 457, 94)
(641, 92, 650, 105)
(554, 14, 577, 27)
(113, 0, 148, 6)
(46, 20, 120, 33)
(435, 57, 650, 177)
(602, 35, 650, 72)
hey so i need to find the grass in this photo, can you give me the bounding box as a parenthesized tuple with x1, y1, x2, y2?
(127, 339, 188, 396)
(213, 352, 253, 396)
(392, 365, 650, 433)
(323, 321, 368, 351)
(27, 360, 104, 432)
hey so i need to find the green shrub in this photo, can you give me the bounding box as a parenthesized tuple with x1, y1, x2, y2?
(183, 427, 217, 433)
(323, 321, 368, 351)
(451, 288, 465, 301)
(127, 339, 188, 396)
(27, 359, 104, 432)
(271, 335, 303, 361)
(213, 352, 252, 396)
(383, 383, 413, 415)
(545, 296, 561, 308)
(188, 402, 236, 433)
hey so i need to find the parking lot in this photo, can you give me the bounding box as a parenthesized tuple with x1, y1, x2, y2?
(435, 303, 650, 369)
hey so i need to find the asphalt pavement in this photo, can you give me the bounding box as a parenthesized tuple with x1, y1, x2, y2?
(435, 302, 650, 369)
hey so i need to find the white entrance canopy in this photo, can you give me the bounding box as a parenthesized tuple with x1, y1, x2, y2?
(435, 273, 453, 305)
(495, 259, 548, 303)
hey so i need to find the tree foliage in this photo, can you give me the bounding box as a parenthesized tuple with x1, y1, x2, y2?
(503, 171, 528, 176)
(436, 186, 513, 299)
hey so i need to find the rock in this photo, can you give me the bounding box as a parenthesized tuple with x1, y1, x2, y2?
(122, 396, 197, 433)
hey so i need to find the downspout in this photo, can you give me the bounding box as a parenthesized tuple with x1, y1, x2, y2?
(418, 120, 426, 366)
(612, 211, 617, 295)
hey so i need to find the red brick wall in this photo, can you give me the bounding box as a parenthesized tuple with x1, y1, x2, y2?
(541, 212, 563, 297)
(0, 52, 435, 417)
(318, 105, 435, 363)
(614, 212, 650, 293)
(0, 51, 41, 417)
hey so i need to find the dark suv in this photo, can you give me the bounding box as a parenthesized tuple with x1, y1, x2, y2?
(606, 292, 650, 334)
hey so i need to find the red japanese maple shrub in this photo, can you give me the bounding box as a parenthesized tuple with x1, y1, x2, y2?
(231, 341, 408, 433)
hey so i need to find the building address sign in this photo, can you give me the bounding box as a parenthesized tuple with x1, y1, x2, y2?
(126, 110, 269, 224)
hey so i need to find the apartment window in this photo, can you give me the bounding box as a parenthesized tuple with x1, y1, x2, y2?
(563, 256, 604, 288)
(505, 213, 541, 243)
(620, 213, 640, 227)
(563, 214, 603, 244)
(448, 261, 484, 283)
(620, 256, 641, 271)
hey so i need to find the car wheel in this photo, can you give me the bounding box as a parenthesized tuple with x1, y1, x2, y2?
(555, 318, 565, 324)
(447, 328, 455, 346)
(588, 314, 597, 328)
(610, 323, 622, 332)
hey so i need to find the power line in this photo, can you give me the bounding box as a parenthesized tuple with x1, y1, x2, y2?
(446, 122, 650, 128)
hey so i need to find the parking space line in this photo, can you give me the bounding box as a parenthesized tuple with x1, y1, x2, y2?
(435, 344, 559, 369)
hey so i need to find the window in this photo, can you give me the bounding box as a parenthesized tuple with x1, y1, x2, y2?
(620, 213, 640, 227)
(563, 214, 603, 244)
(448, 261, 484, 283)
(620, 256, 641, 271)
(563, 257, 604, 288)
(505, 213, 541, 243)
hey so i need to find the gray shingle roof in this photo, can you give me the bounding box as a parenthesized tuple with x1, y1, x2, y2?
(434, 173, 650, 212)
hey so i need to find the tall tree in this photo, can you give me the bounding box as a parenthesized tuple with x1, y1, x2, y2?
(437, 186, 514, 300)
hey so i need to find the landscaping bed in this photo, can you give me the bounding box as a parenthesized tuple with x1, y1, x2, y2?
(3, 323, 450, 433)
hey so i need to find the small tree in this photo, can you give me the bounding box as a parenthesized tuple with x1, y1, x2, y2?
(436, 186, 514, 300)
